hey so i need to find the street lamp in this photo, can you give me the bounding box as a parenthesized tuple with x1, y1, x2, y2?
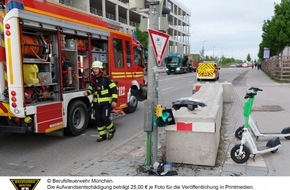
(201, 40, 206, 60)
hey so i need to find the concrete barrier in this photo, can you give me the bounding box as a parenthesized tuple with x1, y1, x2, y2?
(165, 82, 233, 166)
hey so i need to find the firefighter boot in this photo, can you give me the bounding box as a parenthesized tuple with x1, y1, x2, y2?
(108, 128, 116, 140)
(107, 123, 116, 140)
(96, 134, 107, 142)
(97, 126, 107, 142)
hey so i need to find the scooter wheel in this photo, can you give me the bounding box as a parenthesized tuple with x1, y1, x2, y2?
(234, 126, 244, 140)
(281, 127, 290, 140)
(266, 137, 280, 153)
(230, 144, 250, 164)
(271, 148, 278, 153)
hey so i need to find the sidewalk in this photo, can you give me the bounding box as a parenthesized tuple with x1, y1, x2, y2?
(71, 68, 290, 176)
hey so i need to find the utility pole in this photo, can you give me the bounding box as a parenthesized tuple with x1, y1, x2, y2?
(144, 0, 160, 167)
(144, 0, 170, 167)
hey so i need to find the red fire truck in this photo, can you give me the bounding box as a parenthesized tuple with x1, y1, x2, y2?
(0, 0, 147, 136)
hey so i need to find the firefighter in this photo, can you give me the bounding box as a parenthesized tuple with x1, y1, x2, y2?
(84, 61, 118, 142)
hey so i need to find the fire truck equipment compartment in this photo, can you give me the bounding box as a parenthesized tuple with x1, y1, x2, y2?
(23, 64, 39, 84)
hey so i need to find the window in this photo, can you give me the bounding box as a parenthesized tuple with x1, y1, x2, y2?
(113, 38, 124, 68)
(134, 48, 141, 66)
(125, 41, 131, 67)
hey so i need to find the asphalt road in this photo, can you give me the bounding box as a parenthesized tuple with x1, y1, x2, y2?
(0, 68, 248, 176)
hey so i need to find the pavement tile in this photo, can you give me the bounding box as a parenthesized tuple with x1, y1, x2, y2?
(174, 167, 196, 176)
(113, 145, 137, 156)
(222, 164, 246, 176)
(76, 166, 105, 176)
(94, 160, 116, 170)
(129, 146, 146, 157)
(246, 154, 267, 167)
(125, 167, 139, 176)
(99, 154, 123, 162)
(245, 166, 268, 176)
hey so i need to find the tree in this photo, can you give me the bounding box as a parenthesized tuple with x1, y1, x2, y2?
(246, 53, 251, 62)
(134, 25, 148, 49)
(218, 56, 236, 66)
(258, 0, 290, 59)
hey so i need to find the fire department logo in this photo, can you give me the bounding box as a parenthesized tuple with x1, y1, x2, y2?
(10, 179, 40, 190)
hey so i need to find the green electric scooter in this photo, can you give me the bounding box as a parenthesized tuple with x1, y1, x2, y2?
(235, 87, 290, 140)
(231, 88, 281, 164)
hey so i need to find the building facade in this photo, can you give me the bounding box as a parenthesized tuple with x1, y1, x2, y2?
(53, 0, 190, 56)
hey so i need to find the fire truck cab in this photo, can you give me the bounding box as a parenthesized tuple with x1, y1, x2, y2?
(0, 1, 147, 136)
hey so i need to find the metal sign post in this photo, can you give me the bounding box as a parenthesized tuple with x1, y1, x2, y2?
(144, 0, 164, 167)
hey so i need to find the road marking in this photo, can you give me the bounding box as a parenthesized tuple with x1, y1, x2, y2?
(161, 87, 174, 91)
(8, 162, 34, 169)
(159, 74, 194, 82)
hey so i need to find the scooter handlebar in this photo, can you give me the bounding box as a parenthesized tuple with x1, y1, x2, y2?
(244, 93, 250, 99)
(244, 92, 256, 99)
(249, 86, 263, 92)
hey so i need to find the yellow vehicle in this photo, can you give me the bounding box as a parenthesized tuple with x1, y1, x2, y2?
(197, 62, 220, 81)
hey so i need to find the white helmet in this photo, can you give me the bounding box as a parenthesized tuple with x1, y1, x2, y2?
(92, 61, 103, 69)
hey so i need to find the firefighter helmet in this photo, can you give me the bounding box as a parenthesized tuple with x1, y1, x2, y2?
(92, 61, 103, 69)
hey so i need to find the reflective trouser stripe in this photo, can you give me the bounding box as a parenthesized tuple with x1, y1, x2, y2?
(106, 123, 115, 133)
(97, 123, 115, 135)
(98, 126, 107, 136)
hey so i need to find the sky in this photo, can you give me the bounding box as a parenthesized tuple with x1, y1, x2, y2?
(178, 0, 281, 61)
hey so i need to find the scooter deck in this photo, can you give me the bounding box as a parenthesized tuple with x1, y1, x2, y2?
(257, 146, 272, 151)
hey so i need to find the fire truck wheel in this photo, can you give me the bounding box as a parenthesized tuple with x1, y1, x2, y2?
(65, 100, 89, 136)
(124, 95, 138, 113)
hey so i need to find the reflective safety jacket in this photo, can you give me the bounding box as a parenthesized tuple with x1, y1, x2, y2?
(87, 75, 118, 105)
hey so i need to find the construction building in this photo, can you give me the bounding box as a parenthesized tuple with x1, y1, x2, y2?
(53, 0, 190, 56)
